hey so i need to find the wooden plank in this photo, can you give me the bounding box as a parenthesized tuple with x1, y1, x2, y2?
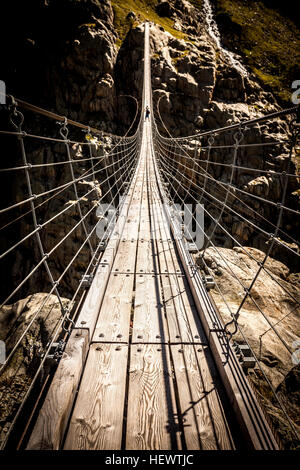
(75, 264, 111, 337)
(135, 172, 160, 272)
(112, 161, 144, 271)
(91, 160, 144, 343)
(161, 274, 207, 344)
(112, 241, 139, 273)
(112, 205, 142, 272)
(126, 344, 181, 450)
(149, 178, 207, 344)
(92, 273, 134, 343)
(64, 343, 128, 450)
(131, 165, 169, 342)
(149, 182, 174, 272)
(170, 344, 235, 450)
(26, 329, 89, 450)
(132, 273, 168, 343)
(75, 153, 143, 336)
(156, 239, 178, 273)
(136, 240, 158, 273)
(74, 195, 132, 336)
(137, 198, 150, 242)
(150, 199, 171, 243)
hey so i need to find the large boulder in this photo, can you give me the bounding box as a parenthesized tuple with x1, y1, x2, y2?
(197, 246, 300, 387)
(0, 293, 69, 446)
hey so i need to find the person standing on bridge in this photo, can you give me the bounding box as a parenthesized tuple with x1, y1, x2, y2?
(145, 105, 150, 121)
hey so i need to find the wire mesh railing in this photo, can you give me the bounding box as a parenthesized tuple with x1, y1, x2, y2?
(152, 100, 300, 446)
(0, 81, 299, 448)
(0, 96, 141, 448)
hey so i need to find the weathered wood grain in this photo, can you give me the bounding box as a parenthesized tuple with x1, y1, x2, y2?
(171, 344, 235, 450)
(92, 273, 134, 343)
(64, 343, 128, 450)
(74, 152, 143, 336)
(149, 171, 207, 344)
(26, 329, 89, 450)
(132, 273, 168, 343)
(74, 264, 111, 337)
(126, 344, 181, 450)
(136, 240, 157, 273)
(160, 274, 206, 344)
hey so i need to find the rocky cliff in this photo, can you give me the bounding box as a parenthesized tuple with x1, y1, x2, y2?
(212, 0, 300, 104)
(0, 0, 299, 449)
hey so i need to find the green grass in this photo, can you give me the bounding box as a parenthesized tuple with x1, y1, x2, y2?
(111, 0, 187, 47)
(214, 0, 300, 105)
(111, 0, 299, 105)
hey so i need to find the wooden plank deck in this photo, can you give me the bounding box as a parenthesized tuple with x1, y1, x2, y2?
(126, 344, 181, 450)
(91, 163, 145, 344)
(170, 344, 235, 450)
(27, 21, 278, 452)
(64, 343, 129, 450)
(60, 123, 240, 450)
(148, 146, 207, 345)
(27, 329, 89, 450)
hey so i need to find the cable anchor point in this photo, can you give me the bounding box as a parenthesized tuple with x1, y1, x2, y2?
(58, 116, 69, 140)
(8, 95, 24, 131)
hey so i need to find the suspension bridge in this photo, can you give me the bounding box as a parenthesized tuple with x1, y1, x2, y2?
(0, 23, 299, 450)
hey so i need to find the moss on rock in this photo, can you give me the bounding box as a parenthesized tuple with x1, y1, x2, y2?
(214, 0, 300, 105)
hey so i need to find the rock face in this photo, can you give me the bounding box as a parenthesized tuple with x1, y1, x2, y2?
(276, 365, 300, 430)
(150, 25, 217, 135)
(249, 363, 300, 450)
(197, 246, 300, 447)
(48, 5, 119, 131)
(0, 140, 102, 302)
(198, 246, 300, 386)
(0, 293, 69, 445)
(53, 22, 117, 124)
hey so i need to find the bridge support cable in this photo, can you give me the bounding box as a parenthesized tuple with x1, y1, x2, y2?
(0, 92, 140, 449)
(1, 21, 296, 450)
(34, 22, 278, 450)
(153, 102, 300, 300)
(156, 146, 300, 303)
(153, 95, 300, 444)
(149, 128, 277, 450)
(59, 118, 95, 258)
(153, 115, 300, 310)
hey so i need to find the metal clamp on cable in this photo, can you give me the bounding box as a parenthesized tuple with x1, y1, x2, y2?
(57, 116, 69, 140)
(81, 274, 93, 288)
(224, 316, 239, 340)
(8, 95, 24, 132)
(83, 126, 93, 142)
(207, 134, 215, 146)
(233, 125, 244, 147)
(61, 306, 75, 334)
(46, 339, 65, 363)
